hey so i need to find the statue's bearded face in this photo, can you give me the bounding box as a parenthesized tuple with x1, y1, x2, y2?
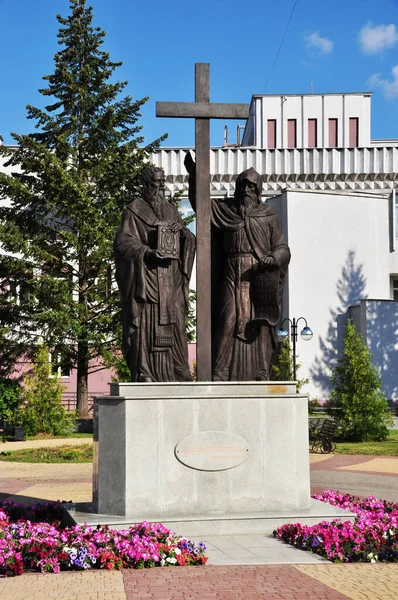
(145, 171, 166, 219)
(236, 179, 259, 217)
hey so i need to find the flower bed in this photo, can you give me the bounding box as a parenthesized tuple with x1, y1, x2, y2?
(274, 490, 398, 562)
(0, 500, 207, 577)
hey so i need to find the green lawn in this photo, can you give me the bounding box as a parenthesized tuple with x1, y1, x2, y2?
(26, 433, 93, 440)
(0, 444, 93, 463)
(334, 430, 398, 456)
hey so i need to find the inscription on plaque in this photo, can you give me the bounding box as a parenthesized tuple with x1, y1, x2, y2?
(266, 384, 288, 395)
(175, 431, 250, 472)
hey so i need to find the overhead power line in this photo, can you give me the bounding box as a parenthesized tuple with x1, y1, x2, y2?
(263, 0, 299, 92)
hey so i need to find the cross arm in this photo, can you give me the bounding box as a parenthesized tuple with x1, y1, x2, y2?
(156, 101, 249, 120)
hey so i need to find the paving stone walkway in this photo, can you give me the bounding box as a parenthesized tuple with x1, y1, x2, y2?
(310, 453, 398, 502)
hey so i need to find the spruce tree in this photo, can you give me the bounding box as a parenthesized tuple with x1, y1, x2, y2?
(330, 319, 392, 441)
(0, 0, 165, 416)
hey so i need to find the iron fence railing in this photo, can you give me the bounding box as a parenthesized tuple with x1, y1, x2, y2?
(61, 391, 109, 413)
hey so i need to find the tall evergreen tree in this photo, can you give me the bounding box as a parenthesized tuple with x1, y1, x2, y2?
(330, 319, 392, 441)
(0, 0, 165, 416)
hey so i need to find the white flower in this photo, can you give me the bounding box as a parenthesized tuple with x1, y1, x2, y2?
(367, 552, 379, 563)
(174, 548, 181, 555)
(166, 557, 177, 564)
(160, 559, 165, 567)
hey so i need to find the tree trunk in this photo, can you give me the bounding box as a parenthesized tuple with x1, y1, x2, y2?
(76, 343, 89, 417)
(77, 256, 89, 418)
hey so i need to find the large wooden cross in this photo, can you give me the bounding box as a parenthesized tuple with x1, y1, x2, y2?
(156, 63, 249, 381)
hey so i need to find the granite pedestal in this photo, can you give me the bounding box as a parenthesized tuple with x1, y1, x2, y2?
(74, 381, 347, 535)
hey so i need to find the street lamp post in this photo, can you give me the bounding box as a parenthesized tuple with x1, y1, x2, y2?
(277, 317, 313, 382)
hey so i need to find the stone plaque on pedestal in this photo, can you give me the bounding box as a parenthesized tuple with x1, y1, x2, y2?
(175, 431, 250, 471)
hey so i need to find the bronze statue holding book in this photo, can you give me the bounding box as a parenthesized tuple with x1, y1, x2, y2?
(114, 165, 195, 382)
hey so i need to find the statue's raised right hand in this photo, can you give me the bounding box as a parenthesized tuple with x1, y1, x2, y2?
(184, 151, 196, 176)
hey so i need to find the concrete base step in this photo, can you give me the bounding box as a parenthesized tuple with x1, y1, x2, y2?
(63, 498, 355, 536)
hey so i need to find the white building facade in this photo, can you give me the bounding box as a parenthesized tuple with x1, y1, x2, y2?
(149, 91, 398, 404)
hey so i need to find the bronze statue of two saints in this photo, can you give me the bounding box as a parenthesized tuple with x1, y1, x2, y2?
(114, 160, 290, 383)
(114, 63, 290, 383)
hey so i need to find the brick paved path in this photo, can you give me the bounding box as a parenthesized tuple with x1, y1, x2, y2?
(122, 565, 349, 599)
(0, 570, 126, 600)
(2, 564, 398, 600)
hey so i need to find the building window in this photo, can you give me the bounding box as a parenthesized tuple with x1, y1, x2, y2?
(328, 118, 338, 147)
(58, 353, 71, 378)
(267, 119, 276, 149)
(50, 348, 71, 378)
(349, 117, 359, 148)
(19, 280, 31, 303)
(6, 280, 18, 300)
(178, 199, 196, 234)
(0, 270, 33, 305)
(392, 278, 398, 301)
(96, 266, 113, 301)
(394, 193, 398, 239)
(308, 119, 317, 148)
(287, 119, 297, 148)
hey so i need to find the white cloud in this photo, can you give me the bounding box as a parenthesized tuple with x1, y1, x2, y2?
(304, 31, 333, 54)
(359, 23, 398, 53)
(368, 66, 398, 99)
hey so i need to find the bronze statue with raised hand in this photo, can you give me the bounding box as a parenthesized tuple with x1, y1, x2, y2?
(185, 152, 290, 381)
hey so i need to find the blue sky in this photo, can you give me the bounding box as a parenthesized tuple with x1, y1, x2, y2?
(1, 0, 398, 147)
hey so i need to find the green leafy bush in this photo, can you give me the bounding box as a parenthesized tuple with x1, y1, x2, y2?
(330, 320, 392, 442)
(308, 397, 319, 413)
(0, 379, 21, 423)
(18, 345, 76, 436)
